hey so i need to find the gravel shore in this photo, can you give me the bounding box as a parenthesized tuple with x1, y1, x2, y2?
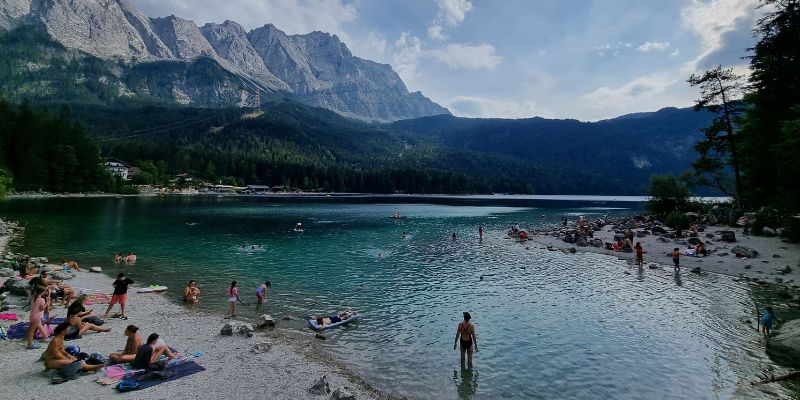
(0, 244, 386, 400)
(527, 217, 800, 286)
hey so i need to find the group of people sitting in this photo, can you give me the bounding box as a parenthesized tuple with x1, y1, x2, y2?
(113, 252, 137, 263)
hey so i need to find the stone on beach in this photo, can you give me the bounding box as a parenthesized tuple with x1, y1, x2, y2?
(251, 341, 272, 354)
(49, 270, 75, 280)
(221, 323, 234, 336)
(762, 227, 777, 237)
(260, 314, 276, 327)
(89, 266, 102, 273)
(589, 238, 603, 247)
(332, 387, 357, 400)
(731, 245, 758, 258)
(0, 267, 14, 277)
(309, 375, 331, 395)
(4, 277, 29, 296)
(719, 231, 736, 243)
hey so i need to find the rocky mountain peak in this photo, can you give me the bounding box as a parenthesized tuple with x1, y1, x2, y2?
(0, 0, 450, 121)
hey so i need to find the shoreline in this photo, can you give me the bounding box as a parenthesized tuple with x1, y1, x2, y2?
(526, 216, 800, 287)
(0, 219, 394, 400)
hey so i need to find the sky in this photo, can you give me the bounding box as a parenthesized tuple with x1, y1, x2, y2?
(129, 0, 762, 121)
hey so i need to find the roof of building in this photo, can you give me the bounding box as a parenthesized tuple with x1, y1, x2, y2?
(105, 157, 130, 167)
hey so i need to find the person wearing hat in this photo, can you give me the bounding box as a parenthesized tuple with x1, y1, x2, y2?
(454, 311, 478, 367)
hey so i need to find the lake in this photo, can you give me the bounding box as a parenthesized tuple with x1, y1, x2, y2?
(0, 195, 791, 399)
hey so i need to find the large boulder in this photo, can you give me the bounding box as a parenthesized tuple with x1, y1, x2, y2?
(49, 270, 75, 280)
(331, 387, 357, 400)
(3, 277, 29, 296)
(651, 226, 667, 234)
(575, 237, 588, 247)
(767, 319, 800, 367)
(762, 227, 777, 237)
(731, 245, 758, 258)
(220, 323, 234, 336)
(613, 233, 627, 242)
(688, 237, 702, 245)
(260, 314, 276, 327)
(719, 231, 736, 243)
(0, 267, 15, 277)
(589, 238, 603, 248)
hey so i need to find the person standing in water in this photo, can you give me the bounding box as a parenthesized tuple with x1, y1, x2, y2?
(454, 312, 478, 367)
(452, 232, 457, 241)
(478, 226, 484, 239)
(672, 248, 681, 271)
(255, 281, 271, 305)
(225, 280, 240, 318)
(634, 242, 644, 267)
(761, 306, 777, 335)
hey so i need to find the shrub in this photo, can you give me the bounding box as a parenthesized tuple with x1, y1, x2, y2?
(666, 211, 692, 231)
(645, 175, 691, 216)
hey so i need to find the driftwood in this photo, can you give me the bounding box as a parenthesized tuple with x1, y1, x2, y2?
(751, 371, 800, 386)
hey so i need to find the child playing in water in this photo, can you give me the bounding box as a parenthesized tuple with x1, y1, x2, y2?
(255, 281, 270, 305)
(225, 280, 240, 318)
(761, 307, 777, 335)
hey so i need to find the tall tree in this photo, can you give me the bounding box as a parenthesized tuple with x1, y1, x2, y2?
(687, 66, 746, 206)
(739, 0, 800, 212)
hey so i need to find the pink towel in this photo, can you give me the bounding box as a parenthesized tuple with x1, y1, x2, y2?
(105, 365, 127, 379)
(0, 313, 18, 320)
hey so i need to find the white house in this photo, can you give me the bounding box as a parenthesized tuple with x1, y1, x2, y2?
(105, 157, 130, 180)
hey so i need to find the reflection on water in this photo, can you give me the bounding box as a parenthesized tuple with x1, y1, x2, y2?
(0, 197, 797, 399)
(453, 367, 478, 399)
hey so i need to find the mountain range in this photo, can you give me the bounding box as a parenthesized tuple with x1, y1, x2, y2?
(0, 0, 448, 122)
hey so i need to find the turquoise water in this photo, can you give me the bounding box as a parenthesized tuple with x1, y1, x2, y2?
(0, 196, 792, 399)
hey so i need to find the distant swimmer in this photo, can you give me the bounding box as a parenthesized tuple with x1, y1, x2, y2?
(402, 230, 407, 239)
(478, 226, 483, 239)
(479, 276, 484, 281)
(452, 232, 457, 241)
(294, 223, 303, 232)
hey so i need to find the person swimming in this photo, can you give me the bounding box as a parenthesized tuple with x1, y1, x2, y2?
(315, 311, 353, 330)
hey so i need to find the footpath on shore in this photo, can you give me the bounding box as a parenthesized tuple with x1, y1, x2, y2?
(0, 220, 385, 400)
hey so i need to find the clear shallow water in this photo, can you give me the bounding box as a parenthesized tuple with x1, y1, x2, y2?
(0, 196, 793, 399)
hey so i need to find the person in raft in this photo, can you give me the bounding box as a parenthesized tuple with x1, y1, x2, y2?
(109, 325, 142, 364)
(454, 312, 478, 367)
(761, 307, 777, 335)
(132, 333, 176, 371)
(634, 242, 644, 267)
(104, 272, 134, 320)
(225, 280, 240, 318)
(256, 281, 271, 305)
(315, 311, 354, 330)
(672, 248, 681, 271)
(26, 286, 52, 349)
(124, 252, 137, 263)
(184, 280, 200, 304)
(45, 322, 104, 373)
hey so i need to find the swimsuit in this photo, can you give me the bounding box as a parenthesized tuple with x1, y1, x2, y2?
(330, 315, 342, 323)
(460, 337, 473, 351)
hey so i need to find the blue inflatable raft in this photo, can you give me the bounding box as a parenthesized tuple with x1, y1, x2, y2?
(308, 313, 360, 331)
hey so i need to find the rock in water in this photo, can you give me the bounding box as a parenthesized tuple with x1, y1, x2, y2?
(731, 245, 758, 258)
(251, 341, 272, 354)
(719, 231, 736, 243)
(690, 267, 702, 274)
(331, 387, 357, 400)
(308, 375, 331, 395)
(768, 319, 800, 367)
(648, 264, 660, 270)
(220, 323, 234, 336)
(260, 314, 276, 327)
(89, 267, 102, 273)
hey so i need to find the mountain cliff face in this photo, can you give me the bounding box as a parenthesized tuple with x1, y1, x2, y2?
(0, 0, 449, 121)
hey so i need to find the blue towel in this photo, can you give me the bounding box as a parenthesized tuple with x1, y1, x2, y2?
(135, 361, 206, 390)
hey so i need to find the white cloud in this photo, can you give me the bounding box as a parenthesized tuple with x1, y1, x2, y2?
(593, 41, 631, 57)
(449, 96, 552, 119)
(636, 41, 670, 52)
(582, 74, 679, 115)
(434, 0, 473, 27)
(680, 0, 758, 71)
(670, 49, 681, 57)
(427, 24, 446, 40)
(393, 32, 424, 83)
(430, 43, 502, 70)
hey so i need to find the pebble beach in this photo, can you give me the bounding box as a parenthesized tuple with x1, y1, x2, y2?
(0, 220, 386, 400)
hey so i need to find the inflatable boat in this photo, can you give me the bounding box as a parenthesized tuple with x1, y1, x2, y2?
(308, 313, 360, 331)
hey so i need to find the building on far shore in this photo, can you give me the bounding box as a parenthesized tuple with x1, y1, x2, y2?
(244, 185, 272, 194)
(104, 157, 130, 180)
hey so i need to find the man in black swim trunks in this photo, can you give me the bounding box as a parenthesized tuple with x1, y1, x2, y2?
(454, 312, 478, 367)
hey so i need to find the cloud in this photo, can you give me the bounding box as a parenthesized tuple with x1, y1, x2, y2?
(427, 24, 446, 40)
(593, 41, 631, 57)
(670, 49, 680, 56)
(449, 96, 552, 119)
(130, 0, 357, 35)
(393, 32, 424, 83)
(430, 43, 502, 70)
(434, 0, 473, 27)
(680, 0, 759, 71)
(636, 41, 670, 52)
(582, 74, 679, 115)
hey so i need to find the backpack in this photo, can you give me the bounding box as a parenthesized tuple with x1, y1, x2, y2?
(86, 352, 107, 365)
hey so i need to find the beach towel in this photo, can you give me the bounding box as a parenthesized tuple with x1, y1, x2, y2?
(5, 318, 65, 340)
(0, 313, 18, 320)
(83, 293, 112, 305)
(134, 361, 205, 390)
